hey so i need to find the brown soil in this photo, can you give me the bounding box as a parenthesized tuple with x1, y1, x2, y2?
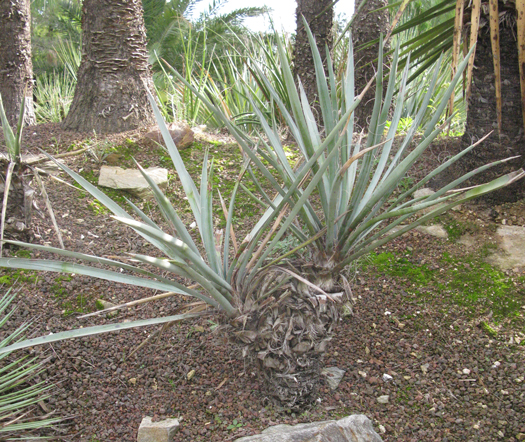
(2, 124, 525, 442)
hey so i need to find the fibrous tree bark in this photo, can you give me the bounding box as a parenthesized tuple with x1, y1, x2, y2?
(62, 0, 155, 134)
(460, 17, 524, 201)
(0, 0, 36, 128)
(352, 0, 390, 129)
(294, 0, 334, 121)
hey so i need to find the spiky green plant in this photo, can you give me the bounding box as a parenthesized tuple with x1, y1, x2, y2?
(0, 287, 59, 438)
(33, 70, 76, 124)
(0, 26, 522, 410)
(153, 31, 294, 129)
(0, 94, 24, 166)
(0, 95, 34, 252)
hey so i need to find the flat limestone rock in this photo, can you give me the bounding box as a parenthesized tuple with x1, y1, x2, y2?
(486, 225, 525, 270)
(413, 188, 435, 199)
(98, 166, 168, 198)
(416, 224, 448, 239)
(137, 416, 179, 442)
(234, 415, 383, 442)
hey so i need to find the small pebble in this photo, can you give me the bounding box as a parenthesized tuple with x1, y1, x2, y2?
(377, 395, 389, 404)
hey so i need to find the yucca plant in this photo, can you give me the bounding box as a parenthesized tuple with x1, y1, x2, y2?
(0, 27, 523, 411)
(33, 70, 76, 124)
(1, 95, 63, 256)
(0, 287, 60, 439)
(163, 23, 524, 404)
(0, 94, 34, 251)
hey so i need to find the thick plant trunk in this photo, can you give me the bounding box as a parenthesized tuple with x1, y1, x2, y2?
(352, 0, 390, 129)
(0, 163, 34, 244)
(232, 261, 349, 409)
(294, 0, 334, 122)
(62, 0, 155, 134)
(0, 0, 36, 127)
(459, 23, 524, 201)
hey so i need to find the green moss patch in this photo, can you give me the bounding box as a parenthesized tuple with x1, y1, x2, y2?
(365, 249, 525, 322)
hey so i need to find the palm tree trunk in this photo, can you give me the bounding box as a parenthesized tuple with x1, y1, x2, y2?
(62, 0, 155, 134)
(460, 22, 524, 201)
(352, 0, 390, 129)
(294, 0, 334, 124)
(0, 0, 36, 127)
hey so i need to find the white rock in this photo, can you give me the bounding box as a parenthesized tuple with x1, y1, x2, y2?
(321, 367, 346, 390)
(485, 226, 525, 270)
(98, 166, 168, 198)
(233, 415, 383, 442)
(377, 395, 389, 404)
(416, 225, 448, 239)
(137, 416, 179, 442)
(382, 374, 393, 382)
(463, 368, 471, 375)
(413, 188, 435, 199)
(378, 424, 386, 434)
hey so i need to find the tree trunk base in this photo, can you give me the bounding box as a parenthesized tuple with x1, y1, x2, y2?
(456, 23, 525, 202)
(231, 262, 349, 409)
(1, 166, 34, 244)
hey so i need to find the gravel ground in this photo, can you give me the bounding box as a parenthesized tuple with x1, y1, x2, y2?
(2, 124, 524, 441)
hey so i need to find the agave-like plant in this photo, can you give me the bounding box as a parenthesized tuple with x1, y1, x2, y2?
(0, 95, 63, 255)
(0, 287, 60, 438)
(0, 27, 522, 410)
(0, 94, 35, 252)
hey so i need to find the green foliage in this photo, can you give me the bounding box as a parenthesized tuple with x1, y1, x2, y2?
(154, 31, 295, 128)
(144, 0, 268, 74)
(34, 70, 76, 123)
(480, 320, 498, 337)
(31, 0, 82, 75)
(0, 94, 25, 164)
(0, 287, 60, 438)
(227, 418, 244, 431)
(384, 117, 416, 135)
(95, 299, 106, 311)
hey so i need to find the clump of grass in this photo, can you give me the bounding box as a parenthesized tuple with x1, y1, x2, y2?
(479, 320, 498, 337)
